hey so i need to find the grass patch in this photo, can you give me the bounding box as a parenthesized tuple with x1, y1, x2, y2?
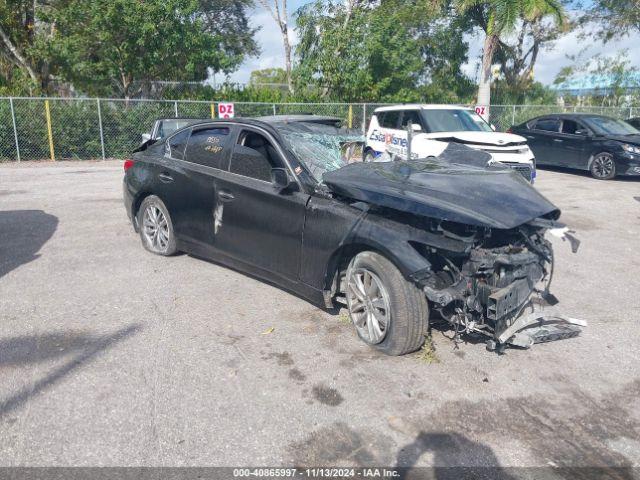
(416, 335, 440, 364)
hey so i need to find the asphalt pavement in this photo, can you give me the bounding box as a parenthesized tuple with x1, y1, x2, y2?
(0, 161, 639, 471)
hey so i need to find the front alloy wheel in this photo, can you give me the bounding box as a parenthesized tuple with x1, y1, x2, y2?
(591, 153, 616, 180)
(344, 251, 429, 356)
(347, 267, 391, 344)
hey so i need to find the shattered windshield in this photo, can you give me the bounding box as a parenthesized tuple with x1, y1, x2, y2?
(278, 123, 364, 180)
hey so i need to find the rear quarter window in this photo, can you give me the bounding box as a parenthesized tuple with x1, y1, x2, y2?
(534, 118, 560, 132)
(379, 111, 401, 129)
(185, 127, 231, 169)
(165, 129, 191, 160)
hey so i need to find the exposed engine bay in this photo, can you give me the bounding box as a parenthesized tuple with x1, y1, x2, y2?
(415, 218, 584, 351)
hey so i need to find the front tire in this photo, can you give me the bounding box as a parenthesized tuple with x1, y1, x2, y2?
(345, 251, 429, 356)
(137, 195, 177, 256)
(590, 152, 616, 180)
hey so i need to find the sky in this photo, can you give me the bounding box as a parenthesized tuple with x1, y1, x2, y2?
(226, 1, 640, 87)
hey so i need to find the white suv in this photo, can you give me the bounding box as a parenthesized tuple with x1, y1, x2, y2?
(365, 105, 536, 182)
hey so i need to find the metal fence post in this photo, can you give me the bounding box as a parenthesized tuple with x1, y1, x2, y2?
(9, 97, 20, 162)
(273, 104, 277, 115)
(174, 101, 179, 117)
(362, 104, 367, 135)
(97, 99, 106, 160)
(512, 105, 516, 126)
(44, 99, 55, 161)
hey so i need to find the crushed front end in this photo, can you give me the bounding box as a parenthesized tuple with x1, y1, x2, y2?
(418, 219, 585, 351)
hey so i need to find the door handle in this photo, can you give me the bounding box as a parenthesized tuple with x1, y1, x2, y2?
(553, 139, 563, 143)
(158, 172, 174, 183)
(218, 191, 235, 202)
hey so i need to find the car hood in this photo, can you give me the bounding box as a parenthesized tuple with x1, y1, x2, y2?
(322, 159, 559, 229)
(605, 134, 640, 145)
(420, 131, 527, 146)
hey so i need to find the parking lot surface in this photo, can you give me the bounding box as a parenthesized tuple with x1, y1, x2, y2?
(0, 161, 639, 470)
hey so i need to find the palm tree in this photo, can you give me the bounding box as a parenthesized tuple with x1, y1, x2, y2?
(456, 0, 565, 115)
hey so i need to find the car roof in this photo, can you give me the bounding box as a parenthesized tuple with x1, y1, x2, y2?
(155, 117, 204, 122)
(533, 113, 613, 120)
(257, 115, 342, 124)
(374, 104, 472, 112)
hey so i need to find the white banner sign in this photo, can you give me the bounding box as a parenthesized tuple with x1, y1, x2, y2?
(218, 102, 235, 119)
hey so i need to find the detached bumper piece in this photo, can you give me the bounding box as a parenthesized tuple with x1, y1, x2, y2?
(493, 313, 587, 350)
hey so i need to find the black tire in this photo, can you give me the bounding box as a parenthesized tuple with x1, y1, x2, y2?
(590, 152, 616, 180)
(137, 195, 177, 256)
(363, 150, 376, 163)
(346, 251, 429, 356)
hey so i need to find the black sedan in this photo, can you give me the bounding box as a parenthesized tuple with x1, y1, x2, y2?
(123, 117, 581, 354)
(509, 114, 640, 180)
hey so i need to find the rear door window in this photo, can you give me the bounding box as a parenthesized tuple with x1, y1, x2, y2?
(401, 110, 423, 129)
(561, 119, 588, 135)
(534, 118, 561, 133)
(165, 129, 190, 160)
(185, 126, 231, 169)
(230, 130, 282, 182)
(380, 111, 401, 129)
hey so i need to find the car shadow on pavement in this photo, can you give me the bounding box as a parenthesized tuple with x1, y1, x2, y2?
(537, 165, 640, 182)
(396, 431, 517, 479)
(0, 324, 141, 417)
(0, 210, 58, 279)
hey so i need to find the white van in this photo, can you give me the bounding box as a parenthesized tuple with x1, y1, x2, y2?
(365, 105, 536, 182)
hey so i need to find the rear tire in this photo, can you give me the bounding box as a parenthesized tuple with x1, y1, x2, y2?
(345, 251, 429, 356)
(137, 195, 177, 256)
(590, 152, 616, 180)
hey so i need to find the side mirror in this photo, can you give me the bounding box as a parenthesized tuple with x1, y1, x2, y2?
(411, 123, 422, 132)
(575, 129, 590, 136)
(142, 133, 151, 142)
(271, 168, 293, 189)
(490, 124, 497, 131)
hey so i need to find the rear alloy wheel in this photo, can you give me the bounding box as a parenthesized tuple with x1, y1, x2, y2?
(138, 195, 177, 256)
(346, 251, 428, 356)
(590, 152, 616, 180)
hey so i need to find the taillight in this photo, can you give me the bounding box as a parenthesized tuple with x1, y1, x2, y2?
(123, 159, 134, 172)
(506, 127, 513, 133)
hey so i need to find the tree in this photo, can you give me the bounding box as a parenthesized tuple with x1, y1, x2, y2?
(579, 0, 640, 41)
(492, 14, 570, 102)
(455, 0, 565, 112)
(0, 0, 258, 97)
(249, 68, 288, 86)
(294, 0, 474, 102)
(0, 0, 47, 92)
(257, 0, 294, 93)
(554, 51, 640, 106)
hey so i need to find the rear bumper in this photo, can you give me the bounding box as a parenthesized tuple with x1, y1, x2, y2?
(122, 178, 136, 230)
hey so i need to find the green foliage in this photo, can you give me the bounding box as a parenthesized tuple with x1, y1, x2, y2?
(456, 0, 565, 35)
(249, 68, 288, 86)
(491, 79, 556, 104)
(578, 0, 640, 42)
(294, 0, 475, 103)
(554, 51, 640, 106)
(42, 0, 252, 98)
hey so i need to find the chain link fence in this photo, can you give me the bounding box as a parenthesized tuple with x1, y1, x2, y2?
(0, 97, 638, 161)
(489, 105, 639, 132)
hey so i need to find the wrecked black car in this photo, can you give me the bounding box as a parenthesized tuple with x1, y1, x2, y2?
(123, 117, 584, 356)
